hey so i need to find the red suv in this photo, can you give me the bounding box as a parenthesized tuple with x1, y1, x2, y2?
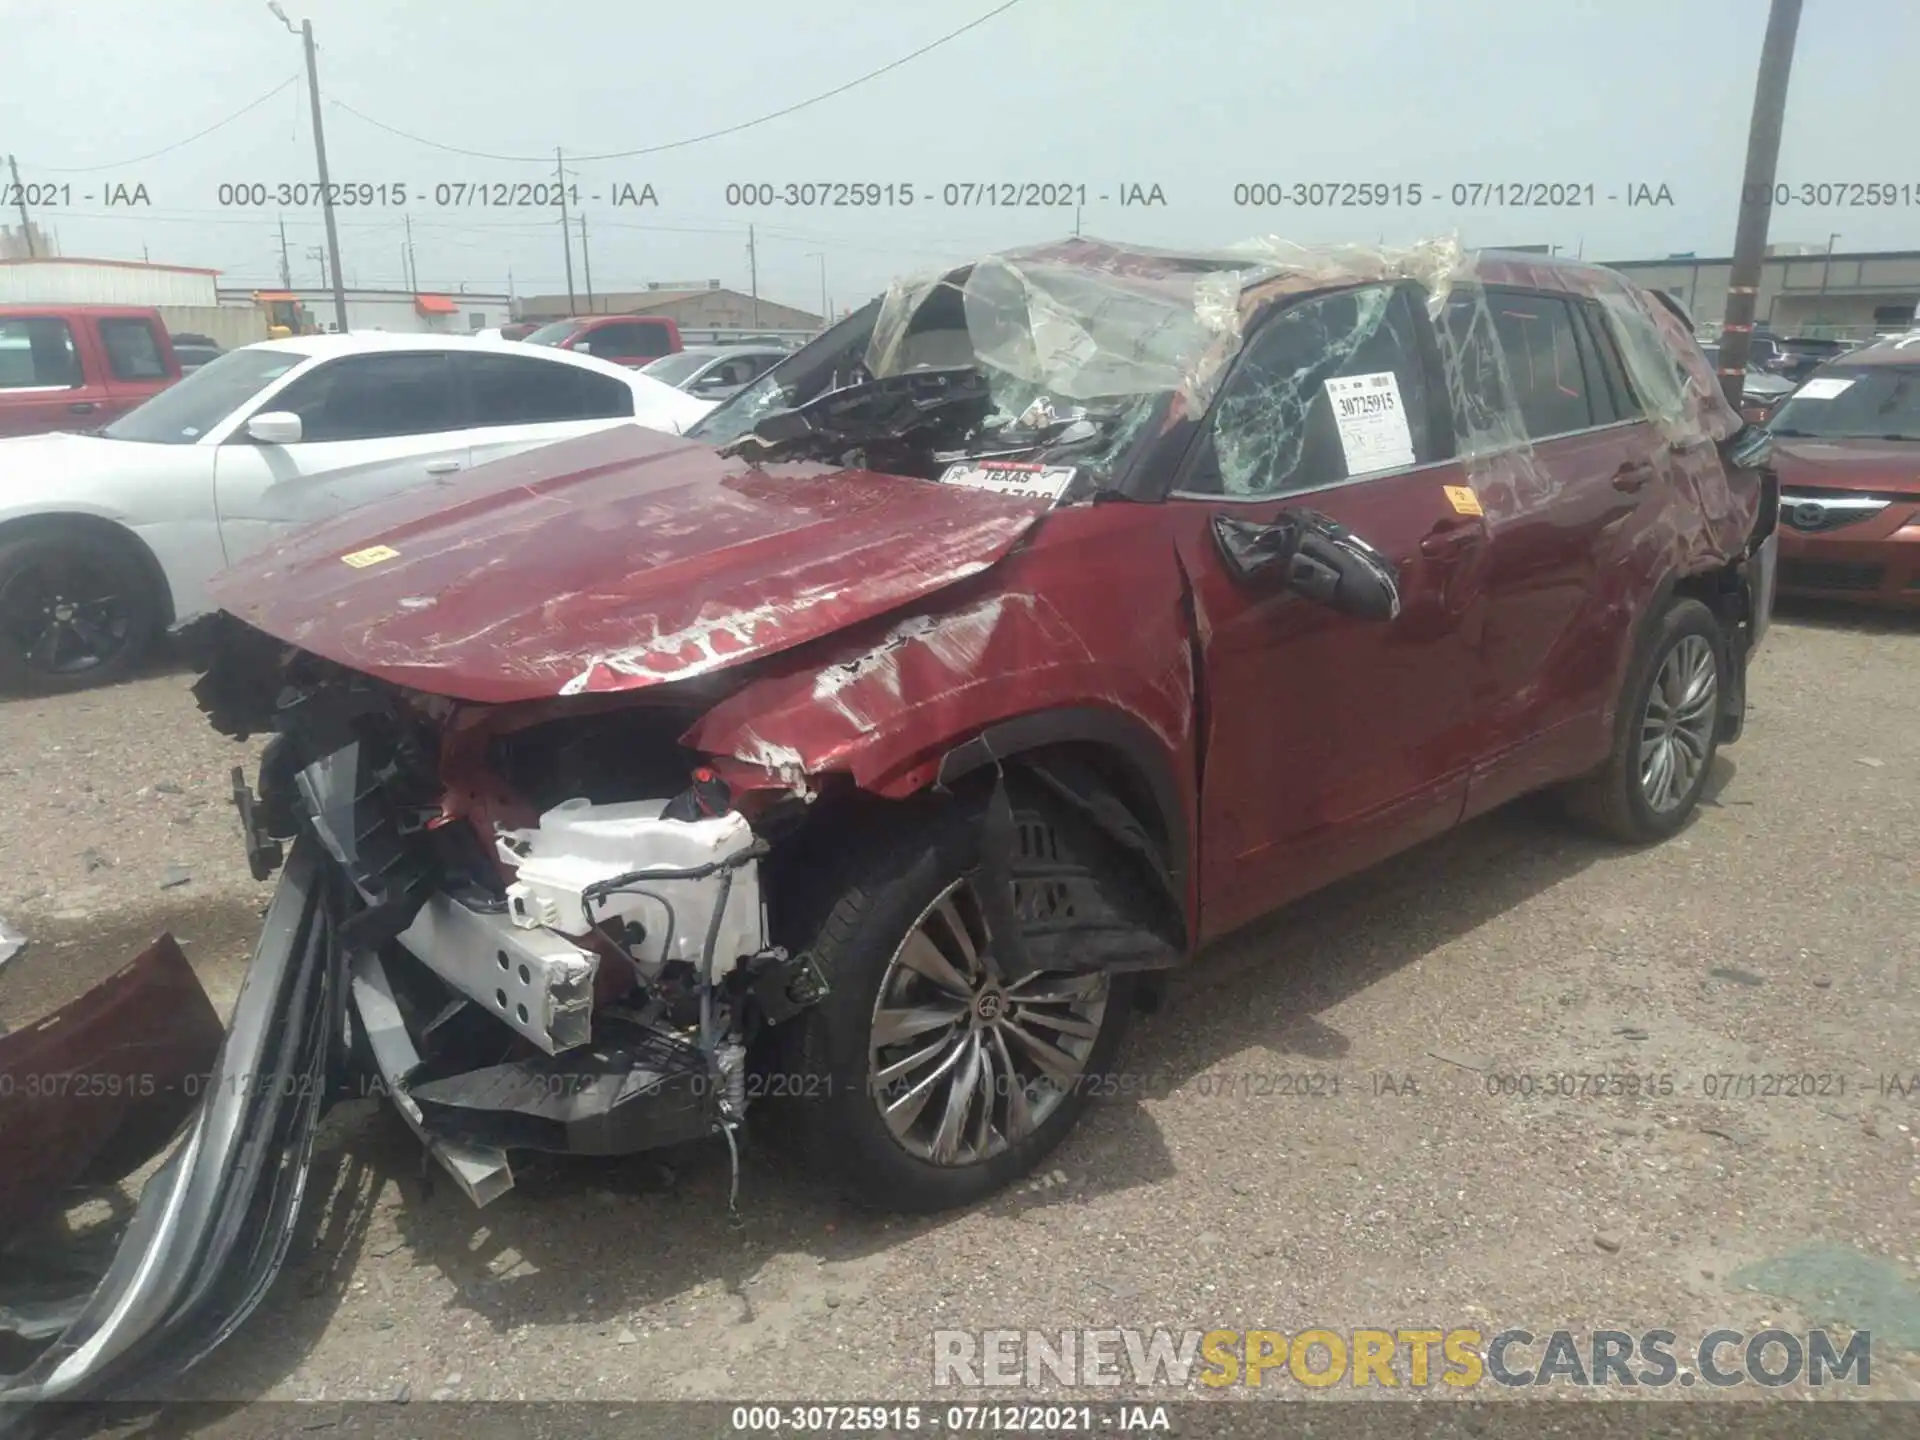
(520, 313, 681, 367)
(37, 241, 1774, 1399)
(1769, 334, 1920, 607)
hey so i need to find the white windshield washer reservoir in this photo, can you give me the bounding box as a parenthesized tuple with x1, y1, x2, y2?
(497, 797, 767, 981)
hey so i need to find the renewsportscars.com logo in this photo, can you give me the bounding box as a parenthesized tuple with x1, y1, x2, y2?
(931, 1327, 1874, 1389)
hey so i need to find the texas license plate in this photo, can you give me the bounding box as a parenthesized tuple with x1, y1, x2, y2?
(938, 461, 1077, 503)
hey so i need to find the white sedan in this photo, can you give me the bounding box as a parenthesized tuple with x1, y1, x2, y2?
(0, 333, 716, 692)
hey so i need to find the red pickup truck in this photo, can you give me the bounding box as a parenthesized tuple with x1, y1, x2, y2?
(0, 305, 181, 439)
(519, 313, 682, 367)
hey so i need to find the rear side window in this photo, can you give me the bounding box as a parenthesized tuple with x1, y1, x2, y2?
(462, 352, 634, 425)
(99, 317, 167, 381)
(1485, 290, 1597, 438)
(0, 317, 82, 389)
(272, 352, 464, 442)
(1183, 283, 1443, 499)
(1570, 300, 1641, 424)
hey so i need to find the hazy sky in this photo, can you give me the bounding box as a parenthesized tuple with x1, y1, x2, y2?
(7, 0, 1915, 310)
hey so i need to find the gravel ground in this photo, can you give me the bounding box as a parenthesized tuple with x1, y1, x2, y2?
(2, 600, 1917, 1418)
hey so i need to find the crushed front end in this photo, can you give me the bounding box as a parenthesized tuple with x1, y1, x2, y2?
(192, 614, 832, 1212)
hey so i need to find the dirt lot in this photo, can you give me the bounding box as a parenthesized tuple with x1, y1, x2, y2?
(2, 603, 1917, 1411)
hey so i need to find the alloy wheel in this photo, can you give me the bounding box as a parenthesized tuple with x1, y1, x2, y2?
(1638, 633, 1718, 813)
(0, 548, 134, 678)
(868, 865, 1109, 1168)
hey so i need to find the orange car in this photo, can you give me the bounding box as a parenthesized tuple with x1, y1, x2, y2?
(1770, 335, 1920, 608)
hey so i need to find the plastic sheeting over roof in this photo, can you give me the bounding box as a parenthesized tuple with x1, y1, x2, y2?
(863, 234, 1722, 463)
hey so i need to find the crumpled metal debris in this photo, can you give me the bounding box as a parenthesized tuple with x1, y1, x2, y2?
(0, 915, 24, 973)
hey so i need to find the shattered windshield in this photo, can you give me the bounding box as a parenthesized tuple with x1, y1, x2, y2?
(689, 243, 1267, 489)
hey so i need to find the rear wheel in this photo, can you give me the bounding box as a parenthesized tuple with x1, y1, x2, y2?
(1564, 597, 1728, 843)
(0, 529, 160, 694)
(772, 793, 1135, 1213)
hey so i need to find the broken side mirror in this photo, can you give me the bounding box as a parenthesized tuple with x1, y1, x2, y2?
(1211, 509, 1401, 621)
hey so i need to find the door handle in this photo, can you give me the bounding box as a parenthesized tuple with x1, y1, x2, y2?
(424, 459, 463, 475)
(1611, 462, 1655, 493)
(1419, 519, 1482, 558)
(68, 401, 98, 414)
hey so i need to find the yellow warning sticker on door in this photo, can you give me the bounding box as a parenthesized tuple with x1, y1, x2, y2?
(341, 545, 400, 568)
(1443, 486, 1484, 517)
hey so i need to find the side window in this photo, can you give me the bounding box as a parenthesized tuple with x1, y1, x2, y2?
(270, 352, 463, 442)
(1574, 300, 1642, 422)
(713, 356, 763, 386)
(1484, 290, 1596, 439)
(1439, 282, 1520, 451)
(1182, 284, 1441, 499)
(462, 353, 634, 426)
(0, 317, 82, 389)
(98, 317, 167, 381)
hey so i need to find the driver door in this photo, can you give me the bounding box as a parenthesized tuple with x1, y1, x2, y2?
(1166, 282, 1495, 942)
(211, 351, 472, 567)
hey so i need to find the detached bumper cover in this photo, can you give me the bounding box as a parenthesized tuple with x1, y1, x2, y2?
(0, 936, 223, 1241)
(0, 838, 334, 1413)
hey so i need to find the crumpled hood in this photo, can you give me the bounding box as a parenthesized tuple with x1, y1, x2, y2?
(1771, 436, 1920, 496)
(205, 423, 1054, 703)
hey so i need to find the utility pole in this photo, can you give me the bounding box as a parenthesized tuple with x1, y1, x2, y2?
(1719, 0, 1803, 406)
(556, 147, 577, 315)
(1816, 230, 1841, 322)
(6, 155, 34, 256)
(578, 214, 594, 313)
(1073, 202, 1081, 238)
(403, 213, 418, 291)
(307, 245, 328, 289)
(277, 216, 293, 287)
(270, 5, 349, 331)
(747, 224, 760, 326)
(805, 251, 827, 322)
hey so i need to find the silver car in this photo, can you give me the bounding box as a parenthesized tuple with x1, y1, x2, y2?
(640, 345, 789, 402)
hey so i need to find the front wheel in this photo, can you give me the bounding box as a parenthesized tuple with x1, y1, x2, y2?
(772, 793, 1135, 1213)
(1564, 596, 1728, 843)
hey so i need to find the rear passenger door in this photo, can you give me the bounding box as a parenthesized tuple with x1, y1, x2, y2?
(1445, 284, 1666, 817)
(458, 351, 638, 470)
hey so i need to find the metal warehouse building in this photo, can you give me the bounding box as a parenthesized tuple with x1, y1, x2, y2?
(1602, 244, 1920, 340)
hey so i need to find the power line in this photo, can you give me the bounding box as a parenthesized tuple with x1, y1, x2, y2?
(324, 0, 1028, 162)
(16, 77, 302, 173)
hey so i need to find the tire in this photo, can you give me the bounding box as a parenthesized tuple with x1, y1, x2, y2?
(0, 527, 161, 695)
(768, 789, 1136, 1213)
(1564, 596, 1728, 844)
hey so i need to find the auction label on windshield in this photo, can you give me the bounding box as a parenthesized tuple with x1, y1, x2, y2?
(938, 460, 1077, 503)
(1324, 371, 1416, 474)
(1795, 376, 1856, 400)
